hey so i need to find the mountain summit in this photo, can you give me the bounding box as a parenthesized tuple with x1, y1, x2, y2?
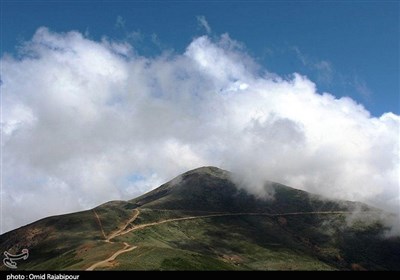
(1, 167, 399, 270)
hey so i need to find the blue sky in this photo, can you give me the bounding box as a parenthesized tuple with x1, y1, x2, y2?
(1, 0, 399, 116)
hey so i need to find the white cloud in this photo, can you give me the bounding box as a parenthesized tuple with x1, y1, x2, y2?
(197, 15, 212, 34)
(1, 28, 399, 233)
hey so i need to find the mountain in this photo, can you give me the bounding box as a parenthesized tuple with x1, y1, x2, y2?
(1, 166, 399, 270)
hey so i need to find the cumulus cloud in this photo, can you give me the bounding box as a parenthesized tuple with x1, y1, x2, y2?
(1, 28, 399, 233)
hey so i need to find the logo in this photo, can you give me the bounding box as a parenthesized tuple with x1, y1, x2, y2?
(3, 249, 29, 269)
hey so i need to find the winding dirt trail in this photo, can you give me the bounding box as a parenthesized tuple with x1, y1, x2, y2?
(86, 209, 141, 270)
(118, 211, 351, 236)
(87, 209, 351, 270)
(107, 209, 140, 242)
(86, 242, 137, 271)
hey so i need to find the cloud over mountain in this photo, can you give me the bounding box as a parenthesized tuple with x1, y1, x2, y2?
(1, 28, 399, 233)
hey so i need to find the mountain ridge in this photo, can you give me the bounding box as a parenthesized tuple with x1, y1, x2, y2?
(1, 166, 399, 270)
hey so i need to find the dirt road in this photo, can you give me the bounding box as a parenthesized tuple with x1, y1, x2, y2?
(86, 209, 141, 270)
(118, 211, 351, 236)
(107, 209, 140, 241)
(86, 242, 137, 271)
(87, 209, 351, 270)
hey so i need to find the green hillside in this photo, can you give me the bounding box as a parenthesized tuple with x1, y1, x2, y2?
(1, 167, 399, 270)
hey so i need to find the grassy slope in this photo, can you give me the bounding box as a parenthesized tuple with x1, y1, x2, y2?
(0, 201, 138, 270)
(112, 210, 335, 270)
(1, 167, 399, 270)
(108, 208, 399, 271)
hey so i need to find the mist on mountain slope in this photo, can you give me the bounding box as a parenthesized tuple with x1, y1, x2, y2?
(1, 28, 399, 233)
